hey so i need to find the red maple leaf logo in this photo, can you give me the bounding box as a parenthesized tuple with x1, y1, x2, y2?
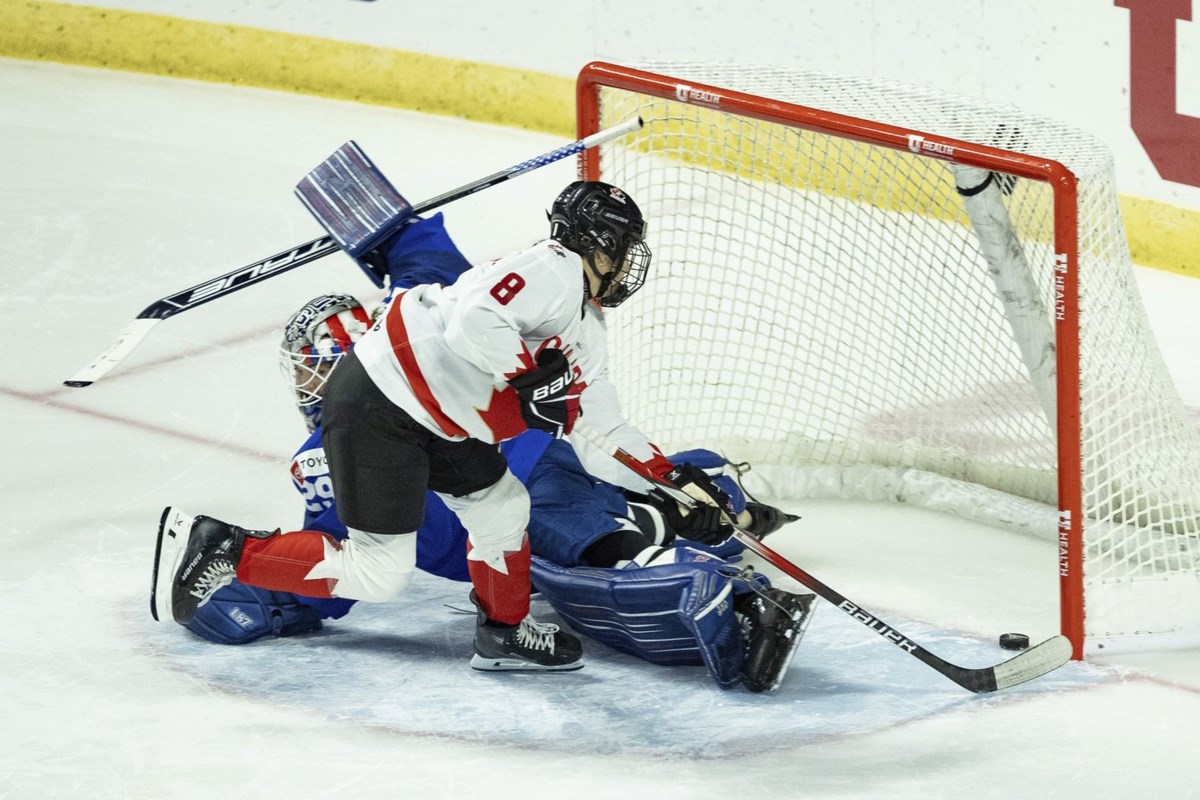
(476, 341, 539, 441)
(503, 341, 538, 381)
(475, 341, 588, 441)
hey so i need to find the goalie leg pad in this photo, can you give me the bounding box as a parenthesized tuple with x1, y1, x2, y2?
(186, 580, 324, 645)
(530, 550, 769, 689)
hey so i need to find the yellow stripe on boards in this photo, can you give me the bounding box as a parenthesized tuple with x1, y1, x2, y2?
(3, 0, 1197, 277)
(0, 0, 575, 136)
(1121, 195, 1200, 278)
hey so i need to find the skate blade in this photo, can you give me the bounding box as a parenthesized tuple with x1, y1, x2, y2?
(150, 507, 195, 622)
(469, 654, 584, 672)
(760, 596, 819, 693)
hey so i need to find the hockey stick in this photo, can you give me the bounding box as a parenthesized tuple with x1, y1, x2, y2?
(63, 116, 646, 388)
(572, 423, 1072, 694)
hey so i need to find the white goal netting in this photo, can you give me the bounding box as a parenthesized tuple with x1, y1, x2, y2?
(585, 61, 1200, 653)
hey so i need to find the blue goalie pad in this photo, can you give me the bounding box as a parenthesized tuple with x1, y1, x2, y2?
(678, 536, 747, 563)
(531, 550, 769, 689)
(186, 580, 325, 645)
(295, 141, 413, 288)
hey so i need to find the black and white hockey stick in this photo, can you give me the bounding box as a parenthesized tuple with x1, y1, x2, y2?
(572, 423, 1073, 694)
(63, 116, 645, 388)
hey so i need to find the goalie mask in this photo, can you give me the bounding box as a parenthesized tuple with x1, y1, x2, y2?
(549, 181, 652, 308)
(279, 293, 372, 432)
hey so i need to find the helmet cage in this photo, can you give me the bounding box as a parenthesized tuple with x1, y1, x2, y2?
(278, 293, 371, 430)
(593, 237, 651, 308)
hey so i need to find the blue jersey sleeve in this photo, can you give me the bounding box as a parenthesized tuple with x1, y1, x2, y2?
(382, 213, 473, 292)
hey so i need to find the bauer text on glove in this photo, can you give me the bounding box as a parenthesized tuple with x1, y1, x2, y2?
(508, 348, 581, 437)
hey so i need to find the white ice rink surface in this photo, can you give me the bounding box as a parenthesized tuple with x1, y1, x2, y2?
(3, 59, 1199, 799)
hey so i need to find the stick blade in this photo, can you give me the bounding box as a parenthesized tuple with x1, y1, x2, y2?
(985, 634, 1073, 692)
(63, 318, 161, 387)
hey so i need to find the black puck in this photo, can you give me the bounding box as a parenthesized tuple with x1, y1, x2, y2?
(999, 632, 1030, 651)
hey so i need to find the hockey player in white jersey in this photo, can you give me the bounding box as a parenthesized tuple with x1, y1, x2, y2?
(156, 181, 675, 672)
(153, 204, 812, 689)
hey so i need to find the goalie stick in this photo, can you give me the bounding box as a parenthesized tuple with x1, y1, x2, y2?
(572, 423, 1072, 694)
(63, 116, 645, 388)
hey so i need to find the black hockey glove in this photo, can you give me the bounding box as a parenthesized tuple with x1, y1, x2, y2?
(626, 489, 729, 545)
(661, 462, 737, 544)
(508, 348, 580, 438)
(666, 462, 734, 512)
(661, 498, 731, 545)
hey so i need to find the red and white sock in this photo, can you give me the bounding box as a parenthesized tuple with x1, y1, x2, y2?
(236, 530, 338, 598)
(467, 536, 531, 625)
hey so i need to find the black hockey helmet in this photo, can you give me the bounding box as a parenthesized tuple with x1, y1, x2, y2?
(549, 181, 651, 307)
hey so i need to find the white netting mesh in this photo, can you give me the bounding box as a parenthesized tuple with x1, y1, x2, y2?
(590, 62, 1200, 650)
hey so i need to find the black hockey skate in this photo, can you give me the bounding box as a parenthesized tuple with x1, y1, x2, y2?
(469, 591, 584, 672)
(736, 587, 817, 693)
(741, 502, 800, 539)
(151, 507, 271, 626)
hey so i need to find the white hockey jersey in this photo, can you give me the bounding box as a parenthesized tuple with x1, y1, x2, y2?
(352, 239, 663, 490)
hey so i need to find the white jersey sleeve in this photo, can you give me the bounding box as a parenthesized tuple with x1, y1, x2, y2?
(570, 374, 663, 492)
(567, 304, 665, 492)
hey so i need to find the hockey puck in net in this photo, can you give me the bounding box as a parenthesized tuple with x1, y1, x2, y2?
(999, 632, 1030, 651)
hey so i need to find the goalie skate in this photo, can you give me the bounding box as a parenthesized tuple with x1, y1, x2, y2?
(151, 507, 196, 623)
(736, 587, 817, 693)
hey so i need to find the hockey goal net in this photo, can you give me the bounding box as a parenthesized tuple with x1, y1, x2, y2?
(577, 61, 1200, 657)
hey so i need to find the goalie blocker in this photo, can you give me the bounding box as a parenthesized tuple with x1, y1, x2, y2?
(294, 140, 413, 288)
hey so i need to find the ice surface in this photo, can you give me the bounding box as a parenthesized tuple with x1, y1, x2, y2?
(2, 58, 1198, 799)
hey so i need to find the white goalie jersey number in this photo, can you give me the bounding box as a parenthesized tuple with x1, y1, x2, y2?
(292, 446, 335, 513)
(299, 475, 335, 514)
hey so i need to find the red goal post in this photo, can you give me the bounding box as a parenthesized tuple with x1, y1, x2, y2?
(571, 60, 1196, 660)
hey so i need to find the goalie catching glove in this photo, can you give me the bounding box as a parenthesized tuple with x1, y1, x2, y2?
(508, 348, 581, 438)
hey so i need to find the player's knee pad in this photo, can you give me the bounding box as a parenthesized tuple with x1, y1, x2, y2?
(442, 470, 530, 562)
(186, 580, 324, 645)
(306, 528, 417, 602)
